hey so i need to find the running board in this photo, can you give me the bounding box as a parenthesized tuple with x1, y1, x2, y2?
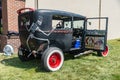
(70, 48, 81, 51)
(74, 50, 93, 58)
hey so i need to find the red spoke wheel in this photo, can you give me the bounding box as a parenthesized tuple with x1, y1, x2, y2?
(97, 45, 109, 57)
(41, 47, 64, 71)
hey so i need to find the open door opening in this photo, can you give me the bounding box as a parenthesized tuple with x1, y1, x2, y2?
(85, 17, 108, 51)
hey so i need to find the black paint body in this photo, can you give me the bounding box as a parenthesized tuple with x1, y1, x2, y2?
(18, 9, 108, 54)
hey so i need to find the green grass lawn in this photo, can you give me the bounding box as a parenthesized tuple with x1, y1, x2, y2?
(0, 39, 120, 80)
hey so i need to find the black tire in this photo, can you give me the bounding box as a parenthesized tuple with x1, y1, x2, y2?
(41, 47, 64, 72)
(18, 48, 34, 62)
(97, 45, 109, 57)
(18, 49, 28, 62)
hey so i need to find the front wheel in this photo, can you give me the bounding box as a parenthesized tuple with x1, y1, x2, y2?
(41, 47, 64, 72)
(97, 45, 109, 57)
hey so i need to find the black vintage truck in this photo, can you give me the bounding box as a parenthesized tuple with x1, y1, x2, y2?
(17, 8, 108, 71)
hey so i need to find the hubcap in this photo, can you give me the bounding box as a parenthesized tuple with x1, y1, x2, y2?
(49, 52, 61, 68)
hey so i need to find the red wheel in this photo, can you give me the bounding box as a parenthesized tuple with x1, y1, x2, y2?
(97, 46, 109, 57)
(102, 46, 109, 57)
(41, 47, 64, 71)
(49, 52, 61, 68)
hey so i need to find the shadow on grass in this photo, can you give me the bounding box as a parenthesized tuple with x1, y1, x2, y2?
(0, 54, 79, 72)
(1, 57, 47, 72)
(0, 52, 97, 72)
(117, 39, 120, 41)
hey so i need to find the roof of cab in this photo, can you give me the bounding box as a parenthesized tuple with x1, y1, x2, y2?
(35, 9, 86, 19)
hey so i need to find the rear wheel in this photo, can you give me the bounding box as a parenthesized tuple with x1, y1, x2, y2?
(18, 48, 28, 62)
(41, 47, 64, 72)
(97, 46, 109, 57)
(18, 48, 34, 62)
